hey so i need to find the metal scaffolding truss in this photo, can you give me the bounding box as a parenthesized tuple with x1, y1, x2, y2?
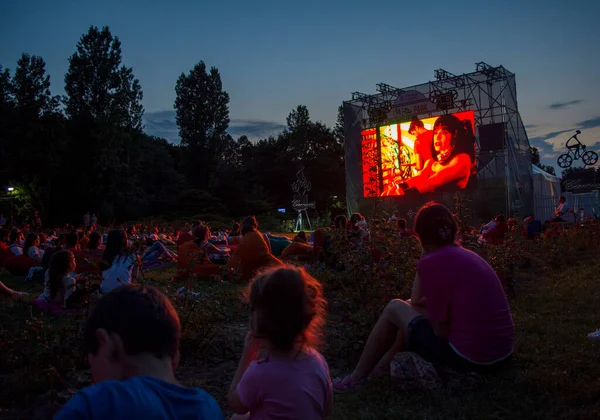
(343, 62, 534, 220)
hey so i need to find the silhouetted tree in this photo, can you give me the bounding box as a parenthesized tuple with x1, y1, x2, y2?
(530, 146, 556, 175)
(243, 105, 345, 211)
(12, 54, 59, 117)
(64, 26, 143, 129)
(0, 65, 13, 108)
(175, 61, 230, 187)
(0, 55, 66, 221)
(530, 147, 541, 167)
(333, 104, 345, 146)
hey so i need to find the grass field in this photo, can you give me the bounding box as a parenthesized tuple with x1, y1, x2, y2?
(1, 256, 600, 419)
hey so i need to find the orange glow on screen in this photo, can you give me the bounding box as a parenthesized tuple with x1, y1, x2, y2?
(361, 128, 379, 197)
(361, 111, 476, 197)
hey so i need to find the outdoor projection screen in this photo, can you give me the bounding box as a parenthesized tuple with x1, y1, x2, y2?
(361, 110, 476, 197)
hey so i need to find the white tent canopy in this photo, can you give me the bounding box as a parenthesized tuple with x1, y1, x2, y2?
(532, 164, 561, 222)
(531, 164, 561, 183)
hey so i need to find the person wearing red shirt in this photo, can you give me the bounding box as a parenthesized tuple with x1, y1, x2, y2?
(409, 119, 434, 172)
(397, 218, 417, 240)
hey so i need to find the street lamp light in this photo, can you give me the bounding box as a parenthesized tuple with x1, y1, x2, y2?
(7, 187, 14, 192)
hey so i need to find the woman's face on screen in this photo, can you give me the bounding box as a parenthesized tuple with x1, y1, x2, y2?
(433, 126, 453, 161)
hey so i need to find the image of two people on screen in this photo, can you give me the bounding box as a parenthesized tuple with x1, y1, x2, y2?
(381, 112, 476, 197)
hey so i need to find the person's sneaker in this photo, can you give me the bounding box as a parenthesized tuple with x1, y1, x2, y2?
(332, 375, 368, 393)
(588, 329, 600, 342)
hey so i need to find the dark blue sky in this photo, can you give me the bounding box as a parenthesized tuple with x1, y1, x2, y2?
(2, 0, 599, 169)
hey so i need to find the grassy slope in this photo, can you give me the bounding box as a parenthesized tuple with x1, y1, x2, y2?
(333, 261, 600, 419)
(1, 260, 600, 419)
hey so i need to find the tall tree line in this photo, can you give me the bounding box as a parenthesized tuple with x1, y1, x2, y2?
(0, 26, 345, 226)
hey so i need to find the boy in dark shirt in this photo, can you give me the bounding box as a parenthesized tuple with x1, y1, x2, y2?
(56, 284, 223, 419)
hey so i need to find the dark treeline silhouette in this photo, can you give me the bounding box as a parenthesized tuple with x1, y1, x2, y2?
(0, 26, 345, 226)
(530, 147, 556, 175)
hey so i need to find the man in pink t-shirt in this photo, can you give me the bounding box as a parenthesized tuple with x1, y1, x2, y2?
(418, 244, 514, 364)
(334, 202, 514, 393)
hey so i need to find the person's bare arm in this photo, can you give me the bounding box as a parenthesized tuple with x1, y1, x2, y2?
(0, 281, 17, 297)
(228, 331, 260, 415)
(406, 159, 433, 189)
(418, 154, 471, 192)
(415, 145, 424, 172)
(410, 273, 427, 308)
(206, 243, 227, 255)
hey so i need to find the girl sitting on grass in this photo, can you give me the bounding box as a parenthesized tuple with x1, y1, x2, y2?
(23, 233, 44, 263)
(228, 266, 333, 419)
(101, 229, 139, 293)
(36, 250, 77, 308)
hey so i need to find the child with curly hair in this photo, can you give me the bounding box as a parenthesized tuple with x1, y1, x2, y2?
(228, 266, 333, 419)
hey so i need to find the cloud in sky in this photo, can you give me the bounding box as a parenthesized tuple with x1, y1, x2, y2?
(546, 99, 583, 110)
(143, 111, 286, 143)
(530, 116, 600, 153)
(528, 129, 574, 151)
(578, 116, 600, 130)
(143, 111, 180, 142)
(230, 120, 287, 140)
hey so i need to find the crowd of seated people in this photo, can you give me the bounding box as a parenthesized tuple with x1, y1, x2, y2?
(5, 201, 599, 416)
(45, 201, 519, 418)
(0, 221, 182, 304)
(0, 204, 585, 326)
(174, 216, 300, 281)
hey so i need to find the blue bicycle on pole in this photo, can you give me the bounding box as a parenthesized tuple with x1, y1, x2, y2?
(557, 130, 598, 169)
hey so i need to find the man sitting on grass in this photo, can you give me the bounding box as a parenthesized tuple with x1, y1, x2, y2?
(56, 284, 223, 419)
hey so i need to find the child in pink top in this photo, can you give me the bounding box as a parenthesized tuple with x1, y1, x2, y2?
(228, 266, 333, 419)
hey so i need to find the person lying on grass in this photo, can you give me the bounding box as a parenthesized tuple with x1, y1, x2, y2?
(334, 201, 515, 392)
(228, 266, 333, 419)
(56, 284, 223, 419)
